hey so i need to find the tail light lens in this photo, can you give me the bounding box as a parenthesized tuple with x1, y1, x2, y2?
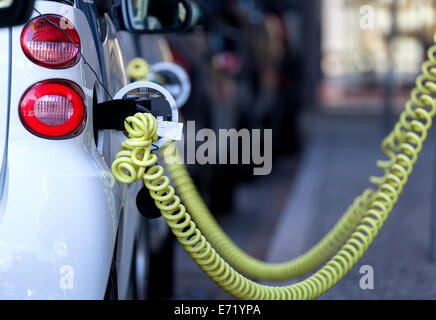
(21, 14, 81, 69)
(19, 80, 86, 139)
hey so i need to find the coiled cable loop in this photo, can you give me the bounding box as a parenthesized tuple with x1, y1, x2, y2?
(112, 35, 436, 299)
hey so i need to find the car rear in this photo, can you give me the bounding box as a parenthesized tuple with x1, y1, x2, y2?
(0, 1, 122, 299)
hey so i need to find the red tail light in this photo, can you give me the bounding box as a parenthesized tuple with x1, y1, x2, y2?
(19, 80, 86, 139)
(21, 14, 81, 69)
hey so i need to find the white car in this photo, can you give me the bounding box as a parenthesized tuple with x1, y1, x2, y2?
(0, 0, 192, 300)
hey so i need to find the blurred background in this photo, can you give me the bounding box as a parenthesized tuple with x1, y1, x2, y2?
(122, 0, 436, 299)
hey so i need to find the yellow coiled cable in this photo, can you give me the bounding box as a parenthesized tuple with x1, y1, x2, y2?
(126, 58, 376, 282)
(113, 34, 436, 299)
(161, 143, 375, 281)
(128, 58, 151, 82)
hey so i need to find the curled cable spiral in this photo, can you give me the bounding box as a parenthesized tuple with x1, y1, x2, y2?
(370, 40, 436, 187)
(161, 142, 375, 281)
(125, 56, 376, 281)
(112, 35, 436, 299)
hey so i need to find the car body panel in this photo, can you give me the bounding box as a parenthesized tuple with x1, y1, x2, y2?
(95, 11, 144, 300)
(0, 30, 9, 202)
